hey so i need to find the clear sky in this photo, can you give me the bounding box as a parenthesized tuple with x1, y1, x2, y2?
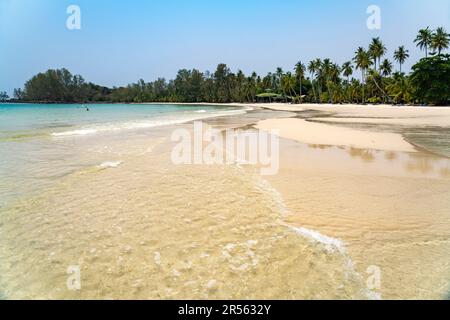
(1, 0, 449, 95)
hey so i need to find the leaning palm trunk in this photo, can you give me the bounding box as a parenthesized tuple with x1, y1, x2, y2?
(310, 75, 317, 103)
(327, 85, 332, 103)
(361, 70, 365, 103)
(317, 81, 322, 103)
(372, 76, 392, 103)
(290, 88, 296, 103)
(299, 78, 303, 103)
(326, 77, 332, 103)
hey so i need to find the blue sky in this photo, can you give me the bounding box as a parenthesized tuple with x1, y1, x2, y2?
(1, 0, 449, 95)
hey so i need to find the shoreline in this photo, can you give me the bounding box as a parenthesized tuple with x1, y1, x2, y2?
(4, 101, 450, 109)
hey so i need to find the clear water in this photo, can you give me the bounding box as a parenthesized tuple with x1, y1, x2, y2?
(0, 103, 247, 139)
(0, 103, 249, 207)
(0, 103, 370, 299)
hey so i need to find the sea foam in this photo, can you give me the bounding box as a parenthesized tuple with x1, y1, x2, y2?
(51, 108, 249, 137)
(98, 161, 122, 169)
(290, 226, 345, 254)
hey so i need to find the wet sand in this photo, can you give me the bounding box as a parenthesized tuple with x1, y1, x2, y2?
(265, 138, 450, 299)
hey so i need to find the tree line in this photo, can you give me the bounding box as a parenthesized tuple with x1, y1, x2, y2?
(5, 27, 450, 106)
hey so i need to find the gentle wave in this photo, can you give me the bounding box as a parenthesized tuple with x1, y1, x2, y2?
(98, 161, 123, 169)
(53, 129, 97, 137)
(252, 174, 346, 253)
(51, 108, 249, 137)
(290, 226, 345, 254)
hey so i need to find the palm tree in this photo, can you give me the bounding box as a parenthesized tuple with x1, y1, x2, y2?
(275, 67, 284, 92)
(322, 58, 333, 103)
(341, 62, 353, 102)
(313, 58, 323, 100)
(380, 59, 393, 77)
(341, 61, 353, 82)
(281, 72, 297, 100)
(353, 47, 372, 103)
(329, 63, 341, 103)
(386, 72, 412, 104)
(307, 60, 320, 103)
(393, 46, 409, 73)
(431, 27, 450, 55)
(295, 61, 306, 102)
(368, 37, 387, 70)
(414, 27, 433, 58)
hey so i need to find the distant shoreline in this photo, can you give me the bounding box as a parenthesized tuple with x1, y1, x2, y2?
(2, 101, 450, 109)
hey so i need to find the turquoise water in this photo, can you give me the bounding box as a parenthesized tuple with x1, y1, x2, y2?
(0, 103, 246, 139)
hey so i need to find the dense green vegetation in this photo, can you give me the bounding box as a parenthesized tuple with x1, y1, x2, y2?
(0, 91, 9, 102)
(5, 27, 450, 106)
(410, 54, 450, 105)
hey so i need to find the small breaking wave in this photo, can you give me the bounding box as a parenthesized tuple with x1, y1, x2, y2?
(51, 108, 249, 137)
(98, 161, 123, 169)
(52, 129, 97, 137)
(290, 226, 345, 254)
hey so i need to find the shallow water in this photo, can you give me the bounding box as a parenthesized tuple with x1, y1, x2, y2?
(0, 104, 248, 206)
(0, 124, 369, 299)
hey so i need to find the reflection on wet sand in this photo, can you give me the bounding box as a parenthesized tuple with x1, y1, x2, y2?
(440, 168, 450, 178)
(348, 148, 376, 163)
(384, 151, 398, 161)
(405, 154, 436, 175)
(265, 136, 450, 299)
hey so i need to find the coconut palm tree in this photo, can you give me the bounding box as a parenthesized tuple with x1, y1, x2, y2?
(431, 27, 450, 55)
(414, 27, 433, 58)
(329, 63, 341, 103)
(295, 61, 306, 102)
(341, 62, 353, 102)
(282, 72, 297, 101)
(353, 47, 372, 103)
(275, 67, 284, 92)
(386, 72, 412, 104)
(368, 37, 387, 70)
(322, 58, 333, 103)
(274, 67, 288, 101)
(341, 61, 353, 82)
(393, 46, 409, 73)
(380, 59, 393, 77)
(308, 60, 320, 103)
(313, 58, 323, 100)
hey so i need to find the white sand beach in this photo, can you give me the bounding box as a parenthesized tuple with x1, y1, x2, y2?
(257, 103, 450, 127)
(247, 103, 450, 153)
